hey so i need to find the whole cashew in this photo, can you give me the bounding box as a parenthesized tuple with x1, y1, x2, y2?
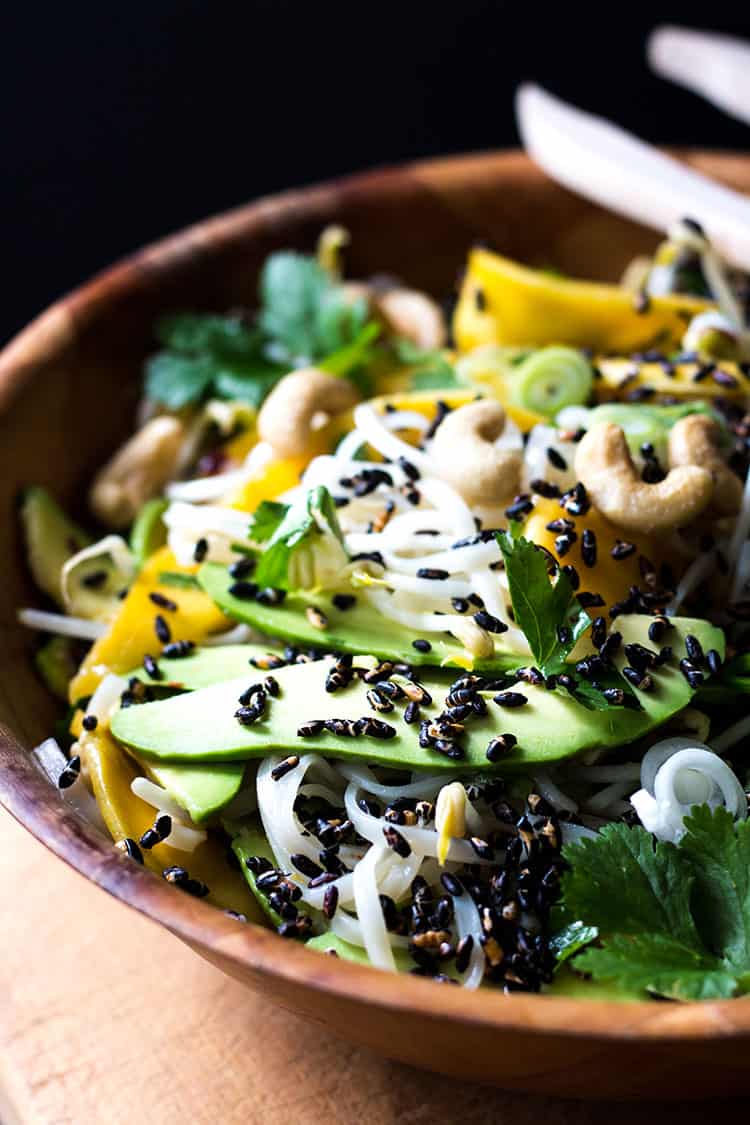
(257, 367, 359, 457)
(90, 416, 186, 528)
(574, 423, 713, 534)
(430, 400, 521, 506)
(376, 288, 447, 350)
(668, 414, 742, 517)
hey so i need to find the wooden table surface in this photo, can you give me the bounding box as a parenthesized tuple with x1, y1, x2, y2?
(0, 807, 741, 1125)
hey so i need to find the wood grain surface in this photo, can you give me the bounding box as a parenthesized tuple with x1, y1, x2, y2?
(0, 805, 741, 1124)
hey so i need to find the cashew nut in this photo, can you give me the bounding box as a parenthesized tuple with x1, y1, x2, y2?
(429, 400, 521, 506)
(90, 416, 186, 528)
(668, 414, 742, 517)
(574, 422, 713, 534)
(257, 367, 359, 457)
(376, 288, 447, 350)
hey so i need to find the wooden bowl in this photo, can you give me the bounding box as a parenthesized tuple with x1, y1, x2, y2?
(2, 150, 750, 1100)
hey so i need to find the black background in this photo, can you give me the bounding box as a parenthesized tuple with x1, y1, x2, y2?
(4, 2, 750, 344)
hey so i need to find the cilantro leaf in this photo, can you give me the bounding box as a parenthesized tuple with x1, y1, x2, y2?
(558, 812, 750, 1001)
(145, 313, 286, 409)
(680, 805, 750, 980)
(248, 501, 289, 544)
(144, 353, 218, 410)
(258, 252, 370, 366)
(575, 934, 734, 1001)
(392, 339, 459, 389)
(549, 919, 598, 969)
(145, 253, 382, 410)
(252, 486, 348, 591)
(562, 824, 701, 945)
(497, 530, 590, 676)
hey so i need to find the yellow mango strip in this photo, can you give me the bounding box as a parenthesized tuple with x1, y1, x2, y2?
(524, 496, 665, 614)
(229, 454, 310, 512)
(81, 728, 259, 919)
(368, 387, 541, 434)
(594, 356, 749, 402)
(69, 546, 230, 702)
(453, 248, 712, 355)
(221, 423, 258, 464)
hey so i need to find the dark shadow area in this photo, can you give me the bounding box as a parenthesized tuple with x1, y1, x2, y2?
(2, 1, 749, 342)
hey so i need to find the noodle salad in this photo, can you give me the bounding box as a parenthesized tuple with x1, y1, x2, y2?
(17, 223, 750, 1000)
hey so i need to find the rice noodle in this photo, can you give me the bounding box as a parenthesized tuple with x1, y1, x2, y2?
(344, 782, 496, 865)
(31, 737, 106, 828)
(531, 769, 579, 813)
(665, 551, 716, 615)
(131, 776, 189, 820)
(87, 673, 128, 723)
(729, 469, 750, 581)
(353, 845, 398, 970)
(337, 764, 445, 801)
(201, 623, 257, 646)
(583, 779, 638, 814)
(712, 714, 750, 755)
(452, 889, 486, 989)
(352, 404, 433, 473)
(631, 744, 747, 842)
(17, 608, 107, 641)
(361, 588, 465, 635)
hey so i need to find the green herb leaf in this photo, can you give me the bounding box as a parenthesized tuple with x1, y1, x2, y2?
(392, 339, 459, 389)
(497, 530, 590, 676)
(549, 920, 599, 969)
(144, 353, 218, 410)
(145, 313, 287, 409)
(679, 805, 750, 978)
(248, 500, 289, 544)
(575, 933, 734, 1001)
(258, 252, 371, 366)
(558, 811, 750, 1000)
(252, 486, 348, 591)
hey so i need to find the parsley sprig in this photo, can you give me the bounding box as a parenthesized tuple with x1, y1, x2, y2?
(559, 807, 750, 1000)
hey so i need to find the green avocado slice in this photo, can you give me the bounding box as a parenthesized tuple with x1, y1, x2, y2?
(197, 562, 523, 672)
(110, 616, 723, 773)
(230, 820, 316, 930)
(143, 758, 246, 823)
(20, 487, 92, 606)
(129, 644, 282, 691)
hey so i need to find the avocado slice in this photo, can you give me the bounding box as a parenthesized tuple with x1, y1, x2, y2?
(198, 562, 522, 672)
(20, 487, 92, 605)
(144, 758, 246, 823)
(110, 615, 723, 773)
(305, 931, 418, 970)
(130, 498, 169, 567)
(35, 636, 81, 700)
(129, 643, 282, 691)
(231, 820, 316, 929)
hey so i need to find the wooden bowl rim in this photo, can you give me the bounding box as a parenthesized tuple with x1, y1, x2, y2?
(2, 148, 750, 1046)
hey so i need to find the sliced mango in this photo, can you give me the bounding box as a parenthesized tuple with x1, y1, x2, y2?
(229, 454, 309, 512)
(594, 356, 749, 403)
(523, 496, 662, 614)
(369, 387, 541, 435)
(454, 248, 712, 355)
(69, 545, 230, 702)
(81, 727, 259, 918)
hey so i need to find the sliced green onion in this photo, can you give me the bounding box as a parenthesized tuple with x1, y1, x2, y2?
(510, 347, 593, 417)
